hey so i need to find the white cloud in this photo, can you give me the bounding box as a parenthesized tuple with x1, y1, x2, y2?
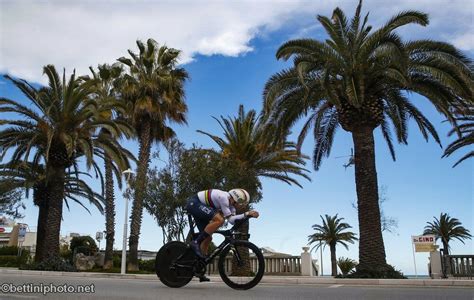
(452, 33, 474, 51)
(0, 0, 471, 84)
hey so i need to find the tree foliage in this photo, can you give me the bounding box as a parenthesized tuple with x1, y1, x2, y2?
(0, 181, 25, 219)
(423, 212, 472, 254)
(443, 106, 474, 167)
(337, 257, 358, 276)
(198, 104, 310, 201)
(143, 139, 256, 243)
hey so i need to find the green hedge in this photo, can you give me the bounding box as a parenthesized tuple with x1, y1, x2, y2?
(0, 246, 20, 256)
(139, 259, 155, 272)
(0, 255, 19, 267)
(0, 246, 31, 267)
(0, 253, 30, 267)
(20, 256, 77, 272)
(112, 254, 121, 268)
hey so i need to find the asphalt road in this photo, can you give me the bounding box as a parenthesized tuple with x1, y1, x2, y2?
(0, 273, 472, 300)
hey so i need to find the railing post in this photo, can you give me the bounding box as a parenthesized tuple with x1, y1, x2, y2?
(429, 251, 443, 279)
(301, 247, 314, 276)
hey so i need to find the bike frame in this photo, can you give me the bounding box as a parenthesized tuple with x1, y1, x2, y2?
(173, 214, 249, 271)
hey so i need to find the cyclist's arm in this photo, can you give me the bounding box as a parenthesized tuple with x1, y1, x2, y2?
(222, 204, 247, 225)
(227, 213, 246, 225)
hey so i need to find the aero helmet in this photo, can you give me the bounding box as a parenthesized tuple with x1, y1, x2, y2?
(229, 189, 250, 205)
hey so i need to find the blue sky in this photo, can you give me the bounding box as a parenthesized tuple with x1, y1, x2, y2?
(1, 0, 472, 275)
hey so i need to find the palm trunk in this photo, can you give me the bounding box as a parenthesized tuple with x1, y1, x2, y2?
(42, 166, 65, 259)
(231, 204, 251, 276)
(128, 121, 152, 271)
(34, 203, 48, 261)
(330, 243, 337, 276)
(33, 181, 48, 262)
(103, 156, 116, 270)
(442, 240, 452, 276)
(352, 126, 387, 273)
(442, 240, 450, 255)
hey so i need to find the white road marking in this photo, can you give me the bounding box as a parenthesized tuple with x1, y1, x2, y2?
(329, 284, 343, 288)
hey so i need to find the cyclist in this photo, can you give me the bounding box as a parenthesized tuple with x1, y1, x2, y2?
(186, 188, 259, 281)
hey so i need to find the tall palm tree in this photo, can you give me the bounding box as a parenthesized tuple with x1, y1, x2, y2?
(443, 106, 474, 167)
(118, 39, 188, 271)
(263, 0, 472, 276)
(82, 64, 135, 269)
(308, 214, 358, 276)
(423, 213, 472, 254)
(199, 105, 310, 275)
(0, 65, 131, 260)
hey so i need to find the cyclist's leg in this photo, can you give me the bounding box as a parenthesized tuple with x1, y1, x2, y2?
(201, 236, 212, 255)
(200, 213, 223, 253)
(186, 196, 217, 258)
(195, 213, 224, 252)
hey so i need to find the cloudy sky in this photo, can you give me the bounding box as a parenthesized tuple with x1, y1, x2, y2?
(1, 0, 473, 276)
(1, 0, 473, 83)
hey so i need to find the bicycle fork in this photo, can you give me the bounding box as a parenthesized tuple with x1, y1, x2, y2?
(230, 244, 245, 267)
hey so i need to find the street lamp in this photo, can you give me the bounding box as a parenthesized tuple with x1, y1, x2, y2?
(121, 168, 135, 275)
(320, 241, 323, 276)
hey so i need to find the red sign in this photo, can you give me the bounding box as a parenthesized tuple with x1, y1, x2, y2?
(412, 235, 435, 243)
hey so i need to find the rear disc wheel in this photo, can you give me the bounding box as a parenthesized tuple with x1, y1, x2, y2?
(155, 241, 195, 288)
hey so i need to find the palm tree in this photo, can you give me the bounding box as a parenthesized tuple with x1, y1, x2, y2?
(81, 64, 135, 269)
(0, 65, 131, 260)
(308, 214, 358, 276)
(0, 161, 105, 261)
(198, 105, 310, 190)
(199, 104, 310, 275)
(263, 0, 472, 276)
(337, 257, 358, 276)
(443, 106, 474, 167)
(118, 39, 188, 271)
(423, 213, 472, 254)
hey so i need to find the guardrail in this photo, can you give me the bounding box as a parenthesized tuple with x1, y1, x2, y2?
(448, 255, 473, 279)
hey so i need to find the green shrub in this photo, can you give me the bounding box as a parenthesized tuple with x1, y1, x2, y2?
(112, 254, 121, 268)
(0, 255, 19, 267)
(70, 236, 98, 256)
(0, 247, 31, 267)
(347, 264, 406, 279)
(59, 244, 72, 262)
(0, 246, 20, 256)
(138, 259, 155, 272)
(20, 256, 77, 272)
(337, 257, 358, 276)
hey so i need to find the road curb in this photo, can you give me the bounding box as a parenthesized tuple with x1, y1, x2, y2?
(1, 269, 473, 287)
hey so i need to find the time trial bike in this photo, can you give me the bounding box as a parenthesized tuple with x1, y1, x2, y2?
(155, 214, 264, 290)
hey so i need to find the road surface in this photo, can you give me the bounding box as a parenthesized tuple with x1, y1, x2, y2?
(0, 273, 472, 299)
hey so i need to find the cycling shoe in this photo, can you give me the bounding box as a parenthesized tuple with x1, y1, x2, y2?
(198, 274, 210, 282)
